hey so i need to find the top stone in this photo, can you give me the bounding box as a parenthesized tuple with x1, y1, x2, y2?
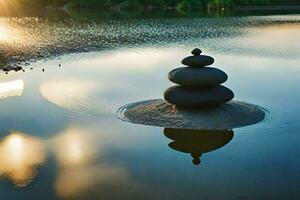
(191, 48, 202, 55)
(182, 48, 214, 67)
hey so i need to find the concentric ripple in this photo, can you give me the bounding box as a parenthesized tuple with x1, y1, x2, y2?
(40, 79, 108, 119)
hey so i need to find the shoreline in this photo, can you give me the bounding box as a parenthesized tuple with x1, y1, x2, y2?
(235, 6, 300, 11)
(48, 5, 300, 12)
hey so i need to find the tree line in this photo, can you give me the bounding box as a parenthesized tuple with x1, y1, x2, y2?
(18, 0, 300, 9)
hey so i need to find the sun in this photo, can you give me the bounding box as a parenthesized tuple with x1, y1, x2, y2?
(0, 20, 16, 42)
(0, 22, 11, 41)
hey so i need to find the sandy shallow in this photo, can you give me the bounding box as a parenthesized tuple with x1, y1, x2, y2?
(118, 99, 266, 130)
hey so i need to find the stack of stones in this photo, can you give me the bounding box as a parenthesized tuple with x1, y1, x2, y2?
(164, 48, 234, 108)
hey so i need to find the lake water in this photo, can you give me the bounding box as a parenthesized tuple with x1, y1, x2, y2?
(0, 10, 300, 200)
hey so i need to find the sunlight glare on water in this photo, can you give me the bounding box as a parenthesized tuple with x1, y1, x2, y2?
(0, 79, 24, 99)
(51, 126, 99, 167)
(0, 19, 18, 43)
(0, 132, 45, 187)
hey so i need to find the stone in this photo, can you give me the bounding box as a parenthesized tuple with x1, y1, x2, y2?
(168, 67, 228, 88)
(191, 48, 202, 55)
(2, 67, 10, 72)
(182, 55, 214, 67)
(117, 48, 266, 130)
(13, 66, 23, 72)
(164, 85, 234, 108)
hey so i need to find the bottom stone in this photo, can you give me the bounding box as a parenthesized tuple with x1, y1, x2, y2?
(164, 85, 234, 108)
(117, 99, 266, 130)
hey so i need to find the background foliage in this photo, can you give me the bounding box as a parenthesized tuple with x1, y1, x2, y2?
(8, 0, 300, 9)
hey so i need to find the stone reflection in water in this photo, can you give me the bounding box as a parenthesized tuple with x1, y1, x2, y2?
(0, 132, 45, 187)
(52, 127, 133, 199)
(0, 79, 24, 100)
(164, 128, 234, 165)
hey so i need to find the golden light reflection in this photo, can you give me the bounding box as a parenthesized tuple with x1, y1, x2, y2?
(51, 126, 99, 167)
(0, 132, 45, 187)
(55, 165, 130, 199)
(51, 126, 133, 198)
(245, 24, 300, 53)
(0, 79, 24, 99)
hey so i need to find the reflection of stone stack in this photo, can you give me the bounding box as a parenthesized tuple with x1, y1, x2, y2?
(164, 128, 234, 165)
(164, 48, 234, 108)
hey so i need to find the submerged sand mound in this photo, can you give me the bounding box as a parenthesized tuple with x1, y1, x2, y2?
(117, 99, 266, 130)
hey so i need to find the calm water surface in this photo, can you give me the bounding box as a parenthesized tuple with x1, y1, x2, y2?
(0, 12, 300, 200)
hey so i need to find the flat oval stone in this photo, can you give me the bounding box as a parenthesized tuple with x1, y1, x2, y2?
(182, 55, 214, 67)
(168, 67, 228, 88)
(164, 85, 234, 108)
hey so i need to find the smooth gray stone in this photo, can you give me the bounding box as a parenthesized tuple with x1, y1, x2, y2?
(168, 67, 228, 87)
(182, 55, 214, 67)
(164, 85, 234, 108)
